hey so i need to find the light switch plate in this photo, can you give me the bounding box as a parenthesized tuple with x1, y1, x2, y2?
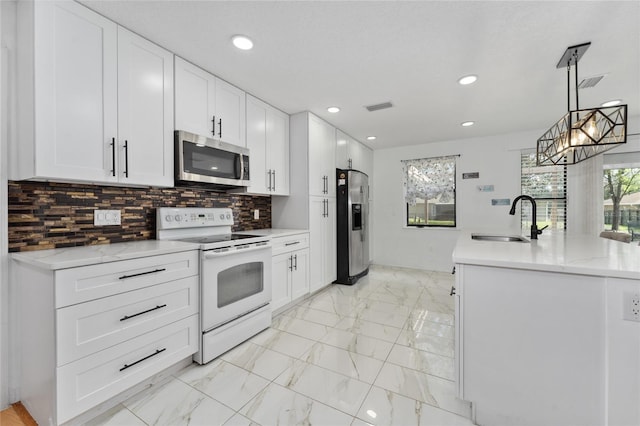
(94, 209, 121, 226)
(254, 209, 260, 220)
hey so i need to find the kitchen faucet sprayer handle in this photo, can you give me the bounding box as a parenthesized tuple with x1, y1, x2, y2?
(538, 225, 549, 235)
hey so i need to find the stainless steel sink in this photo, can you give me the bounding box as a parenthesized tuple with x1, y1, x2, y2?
(471, 233, 530, 243)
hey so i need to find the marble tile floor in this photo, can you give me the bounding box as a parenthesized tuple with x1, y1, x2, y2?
(89, 265, 474, 426)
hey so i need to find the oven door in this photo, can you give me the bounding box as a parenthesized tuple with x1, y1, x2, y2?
(200, 244, 272, 332)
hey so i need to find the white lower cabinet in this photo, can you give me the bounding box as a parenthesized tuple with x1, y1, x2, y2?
(13, 249, 199, 425)
(455, 263, 606, 426)
(271, 232, 310, 313)
(309, 196, 336, 293)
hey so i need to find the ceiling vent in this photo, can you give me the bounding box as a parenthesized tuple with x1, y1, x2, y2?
(578, 75, 605, 89)
(365, 101, 393, 112)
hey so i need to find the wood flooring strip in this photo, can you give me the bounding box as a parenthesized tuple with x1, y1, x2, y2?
(0, 402, 37, 426)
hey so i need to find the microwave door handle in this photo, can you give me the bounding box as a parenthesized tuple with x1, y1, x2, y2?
(237, 154, 242, 180)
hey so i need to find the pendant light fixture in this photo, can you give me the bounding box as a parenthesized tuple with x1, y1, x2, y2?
(536, 42, 627, 166)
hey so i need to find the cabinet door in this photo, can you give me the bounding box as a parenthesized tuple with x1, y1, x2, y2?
(215, 78, 246, 147)
(267, 107, 290, 195)
(324, 197, 337, 284)
(291, 248, 310, 301)
(34, 0, 118, 182)
(271, 253, 291, 312)
(308, 115, 335, 197)
(245, 95, 268, 194)
(336, 129, 350, 169)
(174, 57, 216, 137)
(117, 28, 174, 186)
(309, 197, 327, 293)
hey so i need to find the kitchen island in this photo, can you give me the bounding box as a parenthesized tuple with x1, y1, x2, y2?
(452, 232, 640, 426)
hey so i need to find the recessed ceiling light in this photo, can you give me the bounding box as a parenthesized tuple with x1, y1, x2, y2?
(461, 121, 475, 127)
(366, 136, 377, 141)
(458, 75, 478, 85)
(601, 99, 622, 107)
(232, 35, 253, 50)
(327, 106, 340, 113)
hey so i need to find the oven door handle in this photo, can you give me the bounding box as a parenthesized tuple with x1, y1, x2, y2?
(202, 244, 270, 259)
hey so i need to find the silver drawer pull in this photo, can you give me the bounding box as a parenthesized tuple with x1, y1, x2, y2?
(118, 268, 166, 280)
(285, 241, 300, 246)
(120, 304, 167, 322)
(119, 348, 166, 372)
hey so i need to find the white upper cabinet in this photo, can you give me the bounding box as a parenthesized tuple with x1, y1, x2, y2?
(308, 114, 336, 197)
(174, 57, 215, 138)
(16, 0, 174, 186)
(336, 129, 373, 177)
(117, 27, 174, 187)
(245, 94, 289, 195)
(174, 57, 246, 147)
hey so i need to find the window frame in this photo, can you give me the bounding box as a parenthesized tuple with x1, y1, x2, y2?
(403, 155, 457, 228)
(520, 150, 567, 232)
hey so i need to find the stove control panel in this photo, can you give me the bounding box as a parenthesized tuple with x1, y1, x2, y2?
(157, 207, 234, 229)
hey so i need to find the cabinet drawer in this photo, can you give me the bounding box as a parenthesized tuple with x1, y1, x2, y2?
(271, 233, 309, 256)
(57, 276, 199, 366)
(55, 250, 199, 307)
(56, 315, 198, 424)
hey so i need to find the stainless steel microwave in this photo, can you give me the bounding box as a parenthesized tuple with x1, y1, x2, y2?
(175, 130, 250, 189)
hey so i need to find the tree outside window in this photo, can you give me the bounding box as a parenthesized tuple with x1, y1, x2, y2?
(603, 167, 640, 236)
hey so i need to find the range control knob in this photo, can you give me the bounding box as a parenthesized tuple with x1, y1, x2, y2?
(219, 214, 225, 220)
(174, 215, 182, 222)
(165, 215, 172, 222)
(226, 213, 231, 219)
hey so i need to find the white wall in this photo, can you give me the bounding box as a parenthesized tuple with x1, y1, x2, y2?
(372, 129, 539, 272)
(372, 116, 640, 272)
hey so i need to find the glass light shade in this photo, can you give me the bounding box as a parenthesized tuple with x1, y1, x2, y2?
(537, 105, 627, 165)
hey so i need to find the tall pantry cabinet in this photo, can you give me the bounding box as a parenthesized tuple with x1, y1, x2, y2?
(272, 112, 337, 293)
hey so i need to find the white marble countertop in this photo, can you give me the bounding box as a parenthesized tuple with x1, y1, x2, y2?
(235, 228, 308, 238)
(11, 240, 199, 270)
(453, 230, 640, 279)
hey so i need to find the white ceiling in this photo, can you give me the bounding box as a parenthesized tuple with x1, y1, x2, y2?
(80, 0, 640, 150)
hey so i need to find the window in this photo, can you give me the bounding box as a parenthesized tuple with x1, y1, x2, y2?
(602, 152, 640, 240)
(520, 151, 566, 232)
(403, 155, 456, 227)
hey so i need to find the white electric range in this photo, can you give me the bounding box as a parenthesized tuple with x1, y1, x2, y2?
(156, 207, 272, 364)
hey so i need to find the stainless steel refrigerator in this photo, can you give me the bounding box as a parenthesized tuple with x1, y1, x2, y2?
(335, 168, 369, 285)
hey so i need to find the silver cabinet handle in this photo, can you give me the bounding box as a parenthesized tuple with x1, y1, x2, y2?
(285, 241, 300, 246)
(267, 170, 272, 191)
(348, 158, 352, 169)
(218, 118, 222, 138)
(272, 170, 276, 192)
(294, 254, 298, 270)
(288, 255, 293, 271)
(211, 115, 216, 136)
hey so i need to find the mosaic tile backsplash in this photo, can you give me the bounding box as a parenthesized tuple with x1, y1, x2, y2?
(8, 181, 271, 252)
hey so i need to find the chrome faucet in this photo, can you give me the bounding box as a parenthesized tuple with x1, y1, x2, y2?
(509, 195, 548, 240)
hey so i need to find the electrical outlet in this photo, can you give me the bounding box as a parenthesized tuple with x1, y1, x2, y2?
(94, 209, 121, 226)
(254, 209, 259, 220)
(623, 292, 640, 322)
